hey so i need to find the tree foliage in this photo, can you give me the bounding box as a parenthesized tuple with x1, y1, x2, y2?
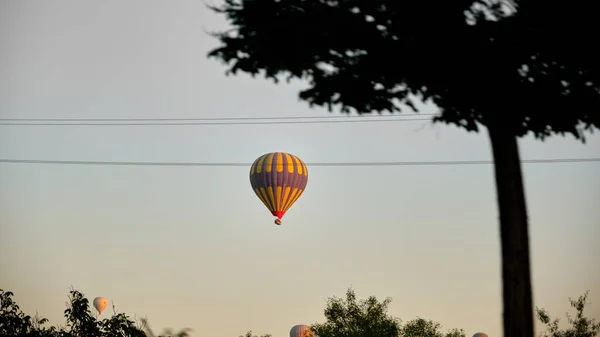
(311, 288, 401, 337)
(207, 0, 600, 140)
(400, 319, 465, 337)
(0, 288, 190, 337)
(237, 331, 272, 337)
(536, 291, 600, 337)
(310, 288, 465, 337)
(0, 289, 59, 337)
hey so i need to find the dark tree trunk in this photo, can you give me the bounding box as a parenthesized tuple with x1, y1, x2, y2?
(487, 125, 534, 337)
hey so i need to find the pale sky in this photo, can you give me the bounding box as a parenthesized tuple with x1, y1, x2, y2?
(0, 1, 599, 337)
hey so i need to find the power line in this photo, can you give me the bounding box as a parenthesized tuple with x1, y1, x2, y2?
(0, 118, 432, 126)
(0, 158, 598, 167)
(0, 114, 437, 126)
(0, 113, 437, 122)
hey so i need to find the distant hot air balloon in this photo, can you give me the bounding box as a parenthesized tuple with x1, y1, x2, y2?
(93, 297, 108, 315)
(472, 333, 489, 337)
(290, 325, 314, 337)
(249, 152, 308, 225)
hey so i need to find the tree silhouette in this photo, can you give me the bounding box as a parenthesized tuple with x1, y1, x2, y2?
(206, 1, 600, 336)
(310, 288, 465, 337)
(0, 289, 59, 337)
(0, 288, 190, 337)
(536, 291, 600, 337)
(311, 288, 401, 337)
(5, 287, 598, 337)
(400, 319, 465, 337)
(236, 331, 272, 337)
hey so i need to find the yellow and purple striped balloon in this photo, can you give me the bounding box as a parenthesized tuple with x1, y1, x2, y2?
(249, 152, 308, 225)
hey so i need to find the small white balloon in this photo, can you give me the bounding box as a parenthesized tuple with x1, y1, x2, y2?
(93, 297, 108, 314)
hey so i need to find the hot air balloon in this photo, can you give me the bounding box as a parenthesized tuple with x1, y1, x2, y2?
(93, 297, 108, 315)
(290, 325, 314, 337)
(249, 152, 308, 225)
(472, 333, 489, 337)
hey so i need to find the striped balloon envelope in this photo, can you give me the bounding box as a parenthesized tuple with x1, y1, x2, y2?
(249, 152, 308, 225)
(290, 325, 314, 337)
